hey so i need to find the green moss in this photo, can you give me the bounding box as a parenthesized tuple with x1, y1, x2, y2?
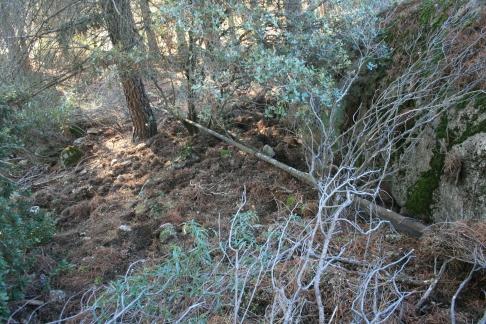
(285, 195, 298, 208)
(419, 0, 460, 29)
(219, 148, 232, 158)
(59, 146, 83, 168)
(453, 118, 486, 145)
(405, 149, 444, 222)
(456, 98, 469, 110)
(429, 148, 444, 171)
(475, 93, 486, 113)
(436, 113, 448, 139)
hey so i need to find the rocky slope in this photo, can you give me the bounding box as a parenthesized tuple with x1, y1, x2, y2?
(380, 0, 485, 223)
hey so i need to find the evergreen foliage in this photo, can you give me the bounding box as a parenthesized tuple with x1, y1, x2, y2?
(0, 181, 55, 320)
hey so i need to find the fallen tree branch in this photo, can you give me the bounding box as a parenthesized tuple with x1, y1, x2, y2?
(415, 258, 451, 312)
(179, 117, 427, 237)
(450, 264, 477, 324)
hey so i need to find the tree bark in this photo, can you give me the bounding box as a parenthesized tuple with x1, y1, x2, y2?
(102, 0, 157, 141)
(284, 0, 302, 32)
(185, 28, 198, 134)
(0, 0, 31, 75)
(138, 0, 161, 58)
(176, 1, 198, 135)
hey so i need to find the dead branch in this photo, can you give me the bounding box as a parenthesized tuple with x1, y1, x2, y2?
(415, 258, 451, 312)
(180, 117, 426, 237)
(450, 265, 477, 324)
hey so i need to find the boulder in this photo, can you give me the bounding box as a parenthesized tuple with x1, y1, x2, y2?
(73, 137, 86, 147)
(49, 290, 67, 303)
(433, 134, 486, 222)
(118, 224, 132, 232)
(390, 95, 486, 222)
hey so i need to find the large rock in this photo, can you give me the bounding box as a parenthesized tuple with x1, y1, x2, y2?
(391, 125, 437, 208)
(384, 0, 486, 223)
(49, 290, 67, 303)
(433, 134, 486, 222)
(262, 144, 276, 158)
(390, 95, 486, 223)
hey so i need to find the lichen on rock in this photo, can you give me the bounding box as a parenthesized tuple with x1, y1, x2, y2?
(391, 97, 485, 222)
(391, 125, 437, 209)
(433, 133, 486, 222)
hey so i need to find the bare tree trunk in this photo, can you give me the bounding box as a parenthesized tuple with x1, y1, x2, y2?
(0, 0, 31, 76)
(138, 0, 161, 58)
(176, 1, 198, 135)
(178, 116, 426, 237)
(185, 28, 198, 134)
(102, 0, 157, 141)
(284, 0, 302, 31)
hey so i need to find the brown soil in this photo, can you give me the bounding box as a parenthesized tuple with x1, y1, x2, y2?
(22, 111, 316, 321)
(13, 103, 485, 322)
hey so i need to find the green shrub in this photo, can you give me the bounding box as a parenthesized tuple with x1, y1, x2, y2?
(0, 90, 22, 159)
(0, 90, 79, 194)
(0, 180, 55, 320)
(78, 207, 298, 322)
(0, 88, 77, 153)
(87, 220, 217, 322)
(159, 0, 388, 135)
(21, 96, 75, 130)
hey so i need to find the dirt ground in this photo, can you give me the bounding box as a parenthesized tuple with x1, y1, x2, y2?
(10, 107, 485, 322)
(18, 109, 318, 321)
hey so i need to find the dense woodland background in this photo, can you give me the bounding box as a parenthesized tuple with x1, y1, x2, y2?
(0, 0, 485, 322)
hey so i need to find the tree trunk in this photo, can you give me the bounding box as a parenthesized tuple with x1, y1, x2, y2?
(285, 0, 302, 31)
(176, 1, 198, 135)
(138, 0, 161, 58)
(0, 0, 31, 76)
(185, 28, 198, 134)
(102, 0, 157, 141)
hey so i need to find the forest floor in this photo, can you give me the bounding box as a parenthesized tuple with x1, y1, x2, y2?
(20, 107, 319, 321)
(11, 100, 485, 322)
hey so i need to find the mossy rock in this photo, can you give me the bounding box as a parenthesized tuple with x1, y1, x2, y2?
(60, 146, 83, 168)
(404, 151, 444, 222)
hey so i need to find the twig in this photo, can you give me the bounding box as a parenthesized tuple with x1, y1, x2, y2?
(416, 258, 451, 312)
(178, 116, 426, 237)
(451, 265, 477, 324)
(31, 174, 66, 188)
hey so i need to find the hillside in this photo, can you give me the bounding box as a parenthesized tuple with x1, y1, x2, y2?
(1, 0, 485, 322)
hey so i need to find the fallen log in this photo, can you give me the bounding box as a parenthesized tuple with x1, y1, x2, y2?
(173, 117, 427, 237)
